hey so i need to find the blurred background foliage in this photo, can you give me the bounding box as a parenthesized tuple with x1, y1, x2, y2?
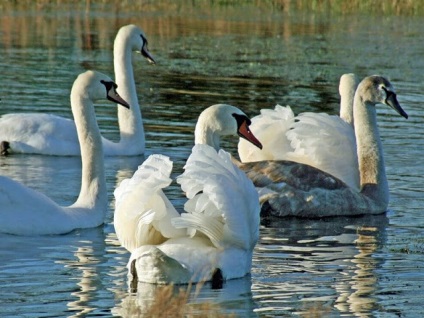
(1, 0, 423, 16)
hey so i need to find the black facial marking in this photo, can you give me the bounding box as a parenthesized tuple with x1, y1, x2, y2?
(140, 34, 148, 45)
(100, 80, 118, 92)
(381, 86, 397, 104)
(232, 113, 251, 128)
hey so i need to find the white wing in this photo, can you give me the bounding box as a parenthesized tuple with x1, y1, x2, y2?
(174, 144, 260, 250)
(114, 154, 185, 252)
(238, 104, 359, 190)
(238, 104, 294, 162)
(285, 112, 359, 190)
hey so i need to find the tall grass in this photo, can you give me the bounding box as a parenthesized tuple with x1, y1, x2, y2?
(1, 0, 424, 16)
(141, 282, 237, 318)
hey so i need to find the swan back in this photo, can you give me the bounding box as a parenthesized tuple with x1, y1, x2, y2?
(195, 104, 262, 151)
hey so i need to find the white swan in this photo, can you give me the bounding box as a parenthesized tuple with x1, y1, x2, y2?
(0, 70, 130, 235)
(113, 104, 262, 285)
(0, 24, 154, 156)
(238, 73, 360, 189)
(237, 75, 408, 217)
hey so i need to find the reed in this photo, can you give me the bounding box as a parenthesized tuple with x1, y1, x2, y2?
(143, 282, 237, 318)
(1, 0, 424, 16)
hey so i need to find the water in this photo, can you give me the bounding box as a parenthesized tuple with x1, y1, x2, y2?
(0, 2, 423, 317)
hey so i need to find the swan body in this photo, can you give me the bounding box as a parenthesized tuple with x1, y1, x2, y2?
(115, 146, 260, 285)
(237, 75, 408, 217)
(0, 24, 154, 156)
(238, 73, 360, 189)
(0, 70, 130, 235)
(114, 104, 262, 284)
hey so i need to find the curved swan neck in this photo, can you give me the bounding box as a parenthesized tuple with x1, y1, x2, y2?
(114, 33, 145, 148)
(194, 127, 221, 150)
(339, 74, 358, 126)
(353, 92, 389, 206)
(194, 114, 222, 150)
(70, 93, 107, 210)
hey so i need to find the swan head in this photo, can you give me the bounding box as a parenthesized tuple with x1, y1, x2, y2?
(195, 104, 263, 150)
(74, 70, 130, 108)
(117, 24, 156, 64)
(358, 75, 408, 119)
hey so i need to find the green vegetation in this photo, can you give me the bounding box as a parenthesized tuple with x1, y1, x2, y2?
(1, 0, 424, 16)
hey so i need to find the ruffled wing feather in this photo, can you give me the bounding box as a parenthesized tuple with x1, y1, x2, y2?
(114, 154, 184, 252)
(238, 105, 294, 162)
(174, 144, 260, 250)
(285, 112, 359, 190)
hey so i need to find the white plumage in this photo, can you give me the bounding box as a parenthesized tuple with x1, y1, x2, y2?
(114, 145, 260, 284)
(238, 73, 360, 189)
(0, 70, 129, 235)
(0, 24, 154, 156)
(238, 75, 408, 217)
(113, 104, 262, 284)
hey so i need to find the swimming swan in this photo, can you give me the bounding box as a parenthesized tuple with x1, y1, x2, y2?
(237, 75, 408, 217)
(0, 71, 130, 235)
(238, 73, 360, 189)
(0, 24, 154, 156)
(113, 104, 262, 284)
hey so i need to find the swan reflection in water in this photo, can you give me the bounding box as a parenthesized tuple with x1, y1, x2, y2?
(254, 214, 389, 316)
(0, 148, 391, 317)
(111, 213, 388, 317)
(112, 275, 256, 317)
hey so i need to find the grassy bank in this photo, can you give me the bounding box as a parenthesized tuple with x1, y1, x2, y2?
(1, 0, 423, 16)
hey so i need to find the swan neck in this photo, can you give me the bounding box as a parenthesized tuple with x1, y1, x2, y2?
(194, 124, 220, 150)
(114, 38, 145, 148)
(340, 88, 355, 126)
(339, 75, 358, 126)
(70, 94, 107, 210)
(354, 95, 389, 205)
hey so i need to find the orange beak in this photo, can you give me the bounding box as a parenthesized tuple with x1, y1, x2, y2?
(238, 120, 262, 149)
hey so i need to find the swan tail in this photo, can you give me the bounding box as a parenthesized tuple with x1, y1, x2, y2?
(128, 246, 192, 284)
(171, 212, 225, 248)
